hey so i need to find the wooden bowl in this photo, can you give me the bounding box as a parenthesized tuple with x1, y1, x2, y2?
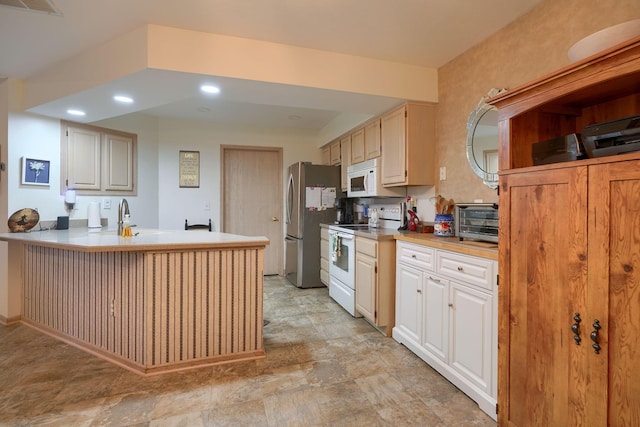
(568, 20, 640, 62)
(8, 208, 40, 232)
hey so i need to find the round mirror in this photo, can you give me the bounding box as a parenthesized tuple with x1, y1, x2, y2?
(466, 88, 506, 189)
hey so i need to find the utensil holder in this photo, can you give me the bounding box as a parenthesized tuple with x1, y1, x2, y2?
(434, 214, 454, 237)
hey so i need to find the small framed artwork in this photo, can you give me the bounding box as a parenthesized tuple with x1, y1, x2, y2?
(179, 150, 200, 188)
(22, 157, 50, 186)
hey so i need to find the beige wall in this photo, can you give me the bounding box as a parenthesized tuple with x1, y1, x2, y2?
(436, 0, 640, 204)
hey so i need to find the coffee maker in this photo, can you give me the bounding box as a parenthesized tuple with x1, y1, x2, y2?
(335, 197, 354, 224)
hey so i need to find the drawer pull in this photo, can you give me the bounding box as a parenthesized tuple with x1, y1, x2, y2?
(591, 320, 601, 354)
(411, 254, 417, 258)
(417, 289, 422, 294)
(571, 312, 581, 345)
(457, 266, 464, 272)
(448, 303, 454, 308)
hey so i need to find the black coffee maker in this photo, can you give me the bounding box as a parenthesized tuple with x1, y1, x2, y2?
(335, 197, 354, 224)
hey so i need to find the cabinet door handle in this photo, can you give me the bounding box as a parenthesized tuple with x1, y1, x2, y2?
(590, 319, 601, 354)
(417, 289, 422, 294)
(571, 313, 582, 345)
(457, 266, 464, 272)
(411, 254, 417, 259)
(448, 303, 454, 308)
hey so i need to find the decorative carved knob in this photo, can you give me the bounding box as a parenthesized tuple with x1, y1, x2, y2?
(590, 319, 601, 354)
(571, 312, 581, 345)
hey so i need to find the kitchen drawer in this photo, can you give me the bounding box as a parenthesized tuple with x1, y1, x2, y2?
(356, 236, 377, 258)
(436, 250, 495, 290)
(320, 238, 329, 259)
(397, 241, 435, 272)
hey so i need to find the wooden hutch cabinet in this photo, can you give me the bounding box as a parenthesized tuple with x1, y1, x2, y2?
(491, 37, 640, 426)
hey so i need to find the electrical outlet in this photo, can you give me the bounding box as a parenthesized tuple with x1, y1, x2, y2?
(103, 199, 111, 209)
(439, 167, 447, 180)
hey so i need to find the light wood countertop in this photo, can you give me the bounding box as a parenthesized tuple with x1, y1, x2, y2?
(0, 228, 269, 252)
(394, 233, 498, 260)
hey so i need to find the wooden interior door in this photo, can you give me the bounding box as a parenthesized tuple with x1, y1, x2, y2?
(499, 166, 588, 427)
(222, 146, 283, 275)
(588, 160, 640, 426)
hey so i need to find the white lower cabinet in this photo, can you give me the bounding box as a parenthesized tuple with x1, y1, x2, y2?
(395, 263, 423, 344)
(423, 273, 449, 363)
(393, 241, 497, 420)
(449, 281, 493, 396)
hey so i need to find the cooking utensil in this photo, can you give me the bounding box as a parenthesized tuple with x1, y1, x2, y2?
(435, 195, 444, 214)
(447, 199, 455, 214)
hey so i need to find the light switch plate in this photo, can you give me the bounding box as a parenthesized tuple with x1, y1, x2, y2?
(439, 167, 446, 180)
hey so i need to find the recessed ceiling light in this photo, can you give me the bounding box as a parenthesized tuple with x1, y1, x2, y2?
(67, 109, 86, 116)
(200, 85, 220, 94)
(113, 95, 134, 103)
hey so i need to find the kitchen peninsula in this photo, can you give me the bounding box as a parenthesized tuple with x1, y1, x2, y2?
(0, 229, 269, 375)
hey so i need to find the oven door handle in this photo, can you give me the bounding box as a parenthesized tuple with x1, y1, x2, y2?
(337, 233, 354, 240)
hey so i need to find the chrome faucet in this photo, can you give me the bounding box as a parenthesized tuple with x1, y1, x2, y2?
(117, 198, 130, 236)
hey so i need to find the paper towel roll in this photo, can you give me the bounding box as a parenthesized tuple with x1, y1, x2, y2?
(87, 202, 101, 228)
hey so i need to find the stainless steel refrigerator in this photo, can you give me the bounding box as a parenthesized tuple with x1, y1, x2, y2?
(285, 162, 341, 288)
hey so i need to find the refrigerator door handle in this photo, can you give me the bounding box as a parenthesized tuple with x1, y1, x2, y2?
(286, 173, 294, 225)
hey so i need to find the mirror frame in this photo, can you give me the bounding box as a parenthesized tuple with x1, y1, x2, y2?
(466, 88, 506, 190)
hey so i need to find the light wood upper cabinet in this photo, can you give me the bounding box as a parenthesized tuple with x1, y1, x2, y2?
(364, 119, 381, 160)
(381, 106, 405, 184)
(493, 38, 640, 427)
(350, 128, 365, 164)
(103, 132, 134, 191)
(321, 146, 330, 165)
(329, 140, 341, 165)
(381, 102, 435, 187)
(62, 121, 136, 195)
(340, 135, 351, 191)
(66, 125, 101, 191)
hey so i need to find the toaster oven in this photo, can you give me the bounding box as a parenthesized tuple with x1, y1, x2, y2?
(455, 203, 498, 243)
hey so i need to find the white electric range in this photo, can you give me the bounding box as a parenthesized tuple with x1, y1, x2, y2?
(327, 203, 404, 316)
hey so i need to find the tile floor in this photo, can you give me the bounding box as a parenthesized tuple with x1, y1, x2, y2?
(0, 276, 496, 426)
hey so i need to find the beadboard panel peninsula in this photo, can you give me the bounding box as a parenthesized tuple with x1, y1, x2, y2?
(0, 230, 268, 375)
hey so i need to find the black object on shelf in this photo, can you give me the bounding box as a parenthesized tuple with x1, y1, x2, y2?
(582, 114, 640, 158)
(532, 133, 586, 165)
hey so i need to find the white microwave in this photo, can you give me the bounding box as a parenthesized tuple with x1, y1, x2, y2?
(347, 158, 405, 198)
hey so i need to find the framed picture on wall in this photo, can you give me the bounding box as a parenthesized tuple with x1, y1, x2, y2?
(179, 150, 200, 188)
(21, 157, 50, 186)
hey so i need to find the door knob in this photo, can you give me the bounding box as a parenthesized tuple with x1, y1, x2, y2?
(272, 217, 279, 221)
